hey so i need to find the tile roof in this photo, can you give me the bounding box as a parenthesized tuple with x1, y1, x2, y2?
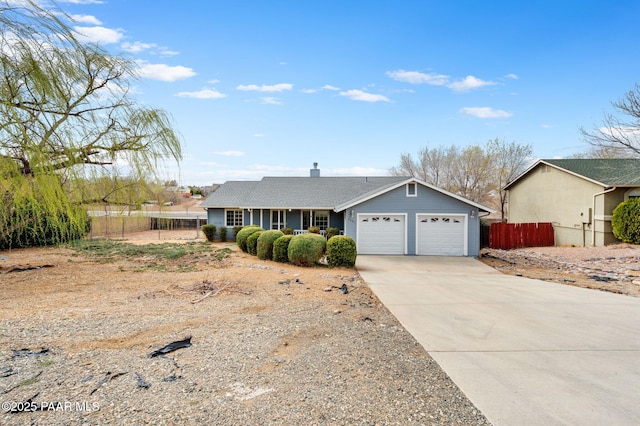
(543, 159, 640, 186)
(200, 176, 408, 209)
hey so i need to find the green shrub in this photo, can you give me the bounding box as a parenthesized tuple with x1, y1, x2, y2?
(232, 226, 243, 240)
(326, 235, 357, 267)
(246, 231, 262, 256)
(308, 226, 320, 234)
(326, 227, 340, 239)
(288, 233, 326, 266)
(236, 225, 264, 252)
(257, 230, 284, 260)
(201, 224, 216, 242)
(273, 235, 294, 263)
(612, 198, 640, 244)
(281, 227, 294, 235)
(219, 226, 227, 242)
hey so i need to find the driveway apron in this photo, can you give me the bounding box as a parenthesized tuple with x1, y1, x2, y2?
(356, 256, 640, 426)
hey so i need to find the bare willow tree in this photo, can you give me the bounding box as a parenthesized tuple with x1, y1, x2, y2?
(581, 84, 640, 157)
(389, 139, 532, 219)
(0, 1, 182, 248)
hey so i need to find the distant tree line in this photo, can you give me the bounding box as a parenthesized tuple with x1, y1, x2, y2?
(389, 139, 533, 221)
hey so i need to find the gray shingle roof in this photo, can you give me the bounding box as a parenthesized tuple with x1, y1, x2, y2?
(543, 159, 640, 186)
(200, 176, 408, 209)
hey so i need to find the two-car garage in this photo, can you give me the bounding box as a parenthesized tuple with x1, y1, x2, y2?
(357, 213, 467, 256)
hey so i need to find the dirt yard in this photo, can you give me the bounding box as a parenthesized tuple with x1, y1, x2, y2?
(0, 232, 488, 425)
(2, 231, 637, 425)
(479, 244, 640, 297)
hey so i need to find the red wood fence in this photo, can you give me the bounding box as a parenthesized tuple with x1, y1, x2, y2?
(489, 222, 554, 250)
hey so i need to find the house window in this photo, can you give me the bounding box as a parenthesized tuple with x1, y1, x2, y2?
(271, 210, 286, 230)
(225, 209, 243, 227)
(406, 182, 417, 197)
(314, 211, 329, 230)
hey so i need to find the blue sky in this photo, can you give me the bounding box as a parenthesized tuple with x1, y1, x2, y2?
(55, 0, 640, 185)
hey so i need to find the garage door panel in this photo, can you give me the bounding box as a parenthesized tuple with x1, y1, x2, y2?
(358, 214, 405, 255)
(417, 215, 465, 256)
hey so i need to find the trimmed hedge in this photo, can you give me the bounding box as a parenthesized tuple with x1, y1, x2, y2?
(288, 233, 326, 266)
(219, 226, 227, 242)
(325, 227, 340, 239)
(246, 231, 263, 256)
(257, 230, 284, 260)
(201, 224, 216, 242)
(236, 225, 264, 252)
(612, 198, 640, 244)
(273, 235, 294, 263)
(326, 235, 357, 267)
(308, 226, 320, 234)
(281, 227, 294, 235)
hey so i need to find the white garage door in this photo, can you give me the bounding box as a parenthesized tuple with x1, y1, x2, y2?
(358, 214, 405, 255)
(417, 214, 466, 256)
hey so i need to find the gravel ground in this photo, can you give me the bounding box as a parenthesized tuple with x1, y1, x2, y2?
(480, 243, 640, 297)
(0, 236, 489, 425)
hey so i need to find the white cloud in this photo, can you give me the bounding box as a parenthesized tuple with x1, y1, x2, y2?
(70, 14, 101, 25)
(261, 97, 283, 105)
(301, 88, 318, 94)
(322, 84, 340, 91)
(459, 107, 512, 118)
(386, 70, 450, 86)
(340, 89, 390, 103)
(236, 83, 293, 92)
(175, 88, 226, 99)
(447, 75, 496, 92)
(212, 151, 245, 157)
(73, 26, 124, 44)
(121, 41, 156, 53)
(159, 49, 180, 57)
(253, 134, 264, 138)
(121, 41, 179, 57)
(137, 61, 196, 81)
(505, 73, 519, 80)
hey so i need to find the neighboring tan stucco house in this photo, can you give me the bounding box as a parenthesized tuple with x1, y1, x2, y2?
(201, 164, 492, 256)
(504, 159, 640, 247)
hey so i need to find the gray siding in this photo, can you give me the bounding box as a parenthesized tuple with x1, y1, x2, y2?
(344, 184, 480, 256)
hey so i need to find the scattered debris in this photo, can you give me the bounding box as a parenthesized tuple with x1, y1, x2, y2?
(162, 374, 178, 382)
(294, 278, 304, 285)
(278, 279, 290, 285)
(11, 348, 50, 359)
(149, 336, 192, 358)
(0, 367, 15, 378)
(1, 264, 54, 274)
(90, 372, 128, 395)
(188, 280, 250, 303)
(589, 275, 615, 283)
(339, 284, 349, 294)
(2, 371, 42, 395)
(136, 372, 151, 389)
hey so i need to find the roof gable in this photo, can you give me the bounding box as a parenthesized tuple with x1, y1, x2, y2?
(505, 158, 640, 190)
(335, 177, 493, 212)
(543, 159, 640, 186)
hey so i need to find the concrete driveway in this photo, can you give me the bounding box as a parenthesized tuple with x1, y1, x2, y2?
(356, 256, 640, 426)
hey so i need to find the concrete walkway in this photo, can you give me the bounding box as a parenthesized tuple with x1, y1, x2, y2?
(356, 256, 640, 426)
